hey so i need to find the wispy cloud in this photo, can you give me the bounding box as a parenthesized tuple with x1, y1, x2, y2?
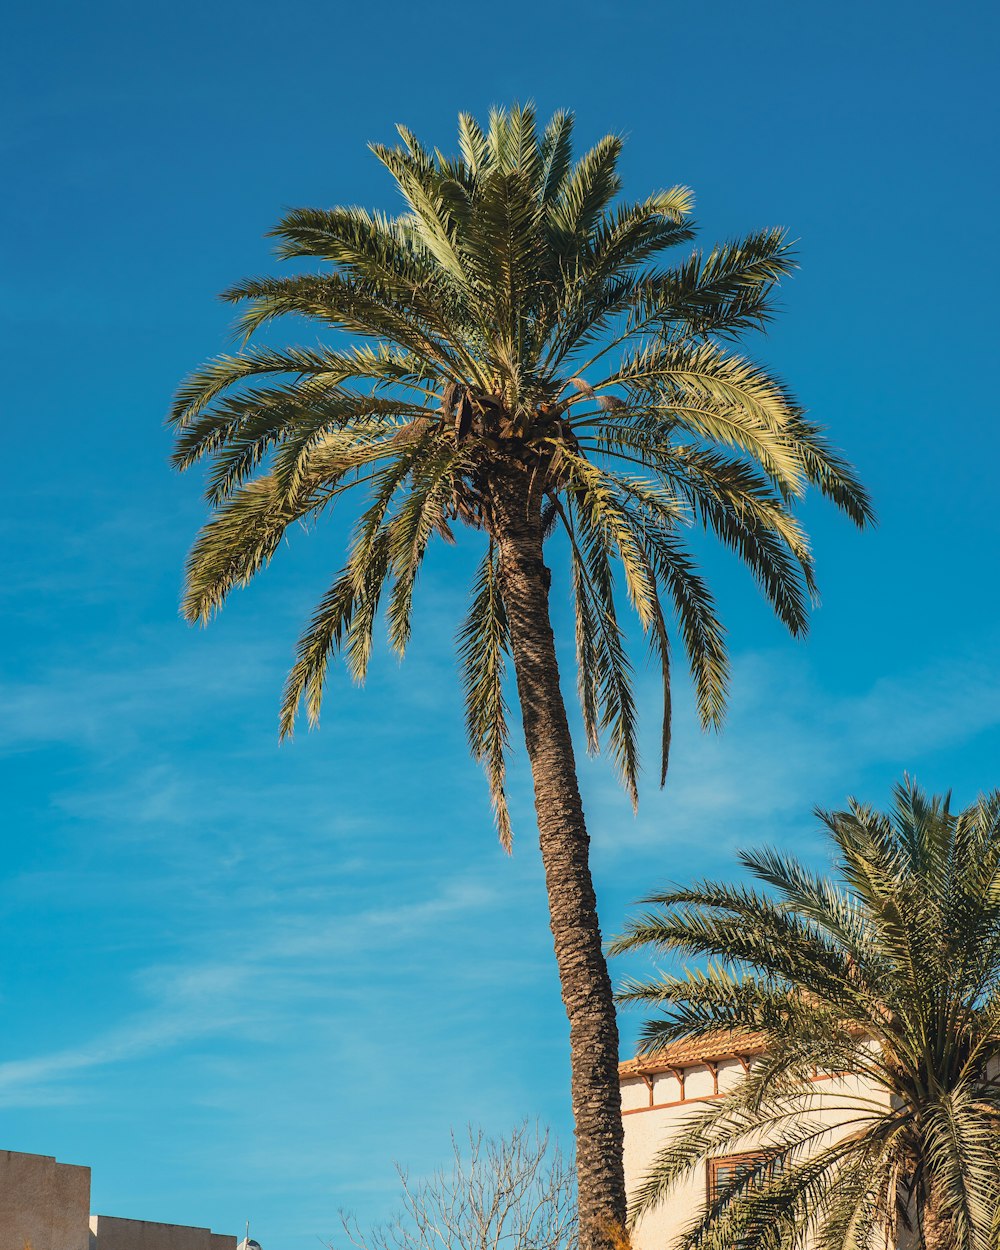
(9, 631, 998, 1108)
(0, 875, 500, 1108)
(5, 567, 1000, 1247)
(581, 638, 1000, 861)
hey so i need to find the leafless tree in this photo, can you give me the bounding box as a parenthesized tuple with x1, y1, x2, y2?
(333, 1123, 576, 1250)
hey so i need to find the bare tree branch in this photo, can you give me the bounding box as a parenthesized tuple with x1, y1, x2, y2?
(331, 1123, 576, 1250)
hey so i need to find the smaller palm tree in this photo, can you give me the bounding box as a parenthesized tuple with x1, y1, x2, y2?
(611, 780, 1000, 1250)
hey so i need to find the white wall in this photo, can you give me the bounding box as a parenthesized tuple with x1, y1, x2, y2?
(622, 1063, 894, 1250)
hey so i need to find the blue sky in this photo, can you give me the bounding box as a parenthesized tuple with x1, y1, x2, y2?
(2, 0, 998, 1245)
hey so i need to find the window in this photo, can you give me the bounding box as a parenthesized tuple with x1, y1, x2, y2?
(707, 1150, 780, 1204)
(706, 1153, 781, 1249)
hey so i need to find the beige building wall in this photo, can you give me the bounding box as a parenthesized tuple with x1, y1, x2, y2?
(0, 1149, 234, 1250)
(0, 1149, 91, 1250)
(622, 1055, 894, 1250)
(88, 1216, 235, 1250)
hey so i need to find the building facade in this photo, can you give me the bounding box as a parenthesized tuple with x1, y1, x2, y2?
(619, 1033, 893, 1249)
(0, 1148, 235, 1250)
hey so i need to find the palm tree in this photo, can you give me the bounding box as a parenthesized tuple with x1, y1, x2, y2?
(169, 104, 871, 1249)
(613, 780, 1000, 1250)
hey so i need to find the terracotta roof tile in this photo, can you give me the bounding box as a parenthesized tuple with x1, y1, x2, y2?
(618, 1030, 767, 1078)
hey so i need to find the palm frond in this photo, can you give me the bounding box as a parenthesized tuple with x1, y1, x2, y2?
(458, 549, 514, 849)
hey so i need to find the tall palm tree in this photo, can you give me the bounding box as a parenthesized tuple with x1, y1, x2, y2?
(613, 780, 1000, 1250)
(169, 105, 871, 1249)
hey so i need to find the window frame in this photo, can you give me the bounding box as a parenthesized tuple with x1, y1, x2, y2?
(706, 1150, 778, 1206)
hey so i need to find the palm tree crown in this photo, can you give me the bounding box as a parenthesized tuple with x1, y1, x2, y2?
(170, 103, 870, 845)
(613, 780, 1000, 1250)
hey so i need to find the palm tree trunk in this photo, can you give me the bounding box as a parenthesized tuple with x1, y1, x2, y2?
(922, 1186, 957, 1250)
(491, 471, 627, 1250)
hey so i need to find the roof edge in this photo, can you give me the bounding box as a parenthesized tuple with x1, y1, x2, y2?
(619, 1031, 766, 1078)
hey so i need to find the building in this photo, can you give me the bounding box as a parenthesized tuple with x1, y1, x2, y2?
(0, 1148, 235, 1250)
(619, 1032, 892, 1249)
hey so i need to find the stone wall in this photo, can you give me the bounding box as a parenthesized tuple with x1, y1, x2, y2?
(0, 1149, 90, 1250)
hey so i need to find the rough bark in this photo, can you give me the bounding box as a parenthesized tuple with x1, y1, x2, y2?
(491, 468, 627, 1250)
(922, 1186, 958, 1250)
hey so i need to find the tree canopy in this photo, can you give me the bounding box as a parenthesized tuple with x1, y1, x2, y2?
(170, 104, 871, 848)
